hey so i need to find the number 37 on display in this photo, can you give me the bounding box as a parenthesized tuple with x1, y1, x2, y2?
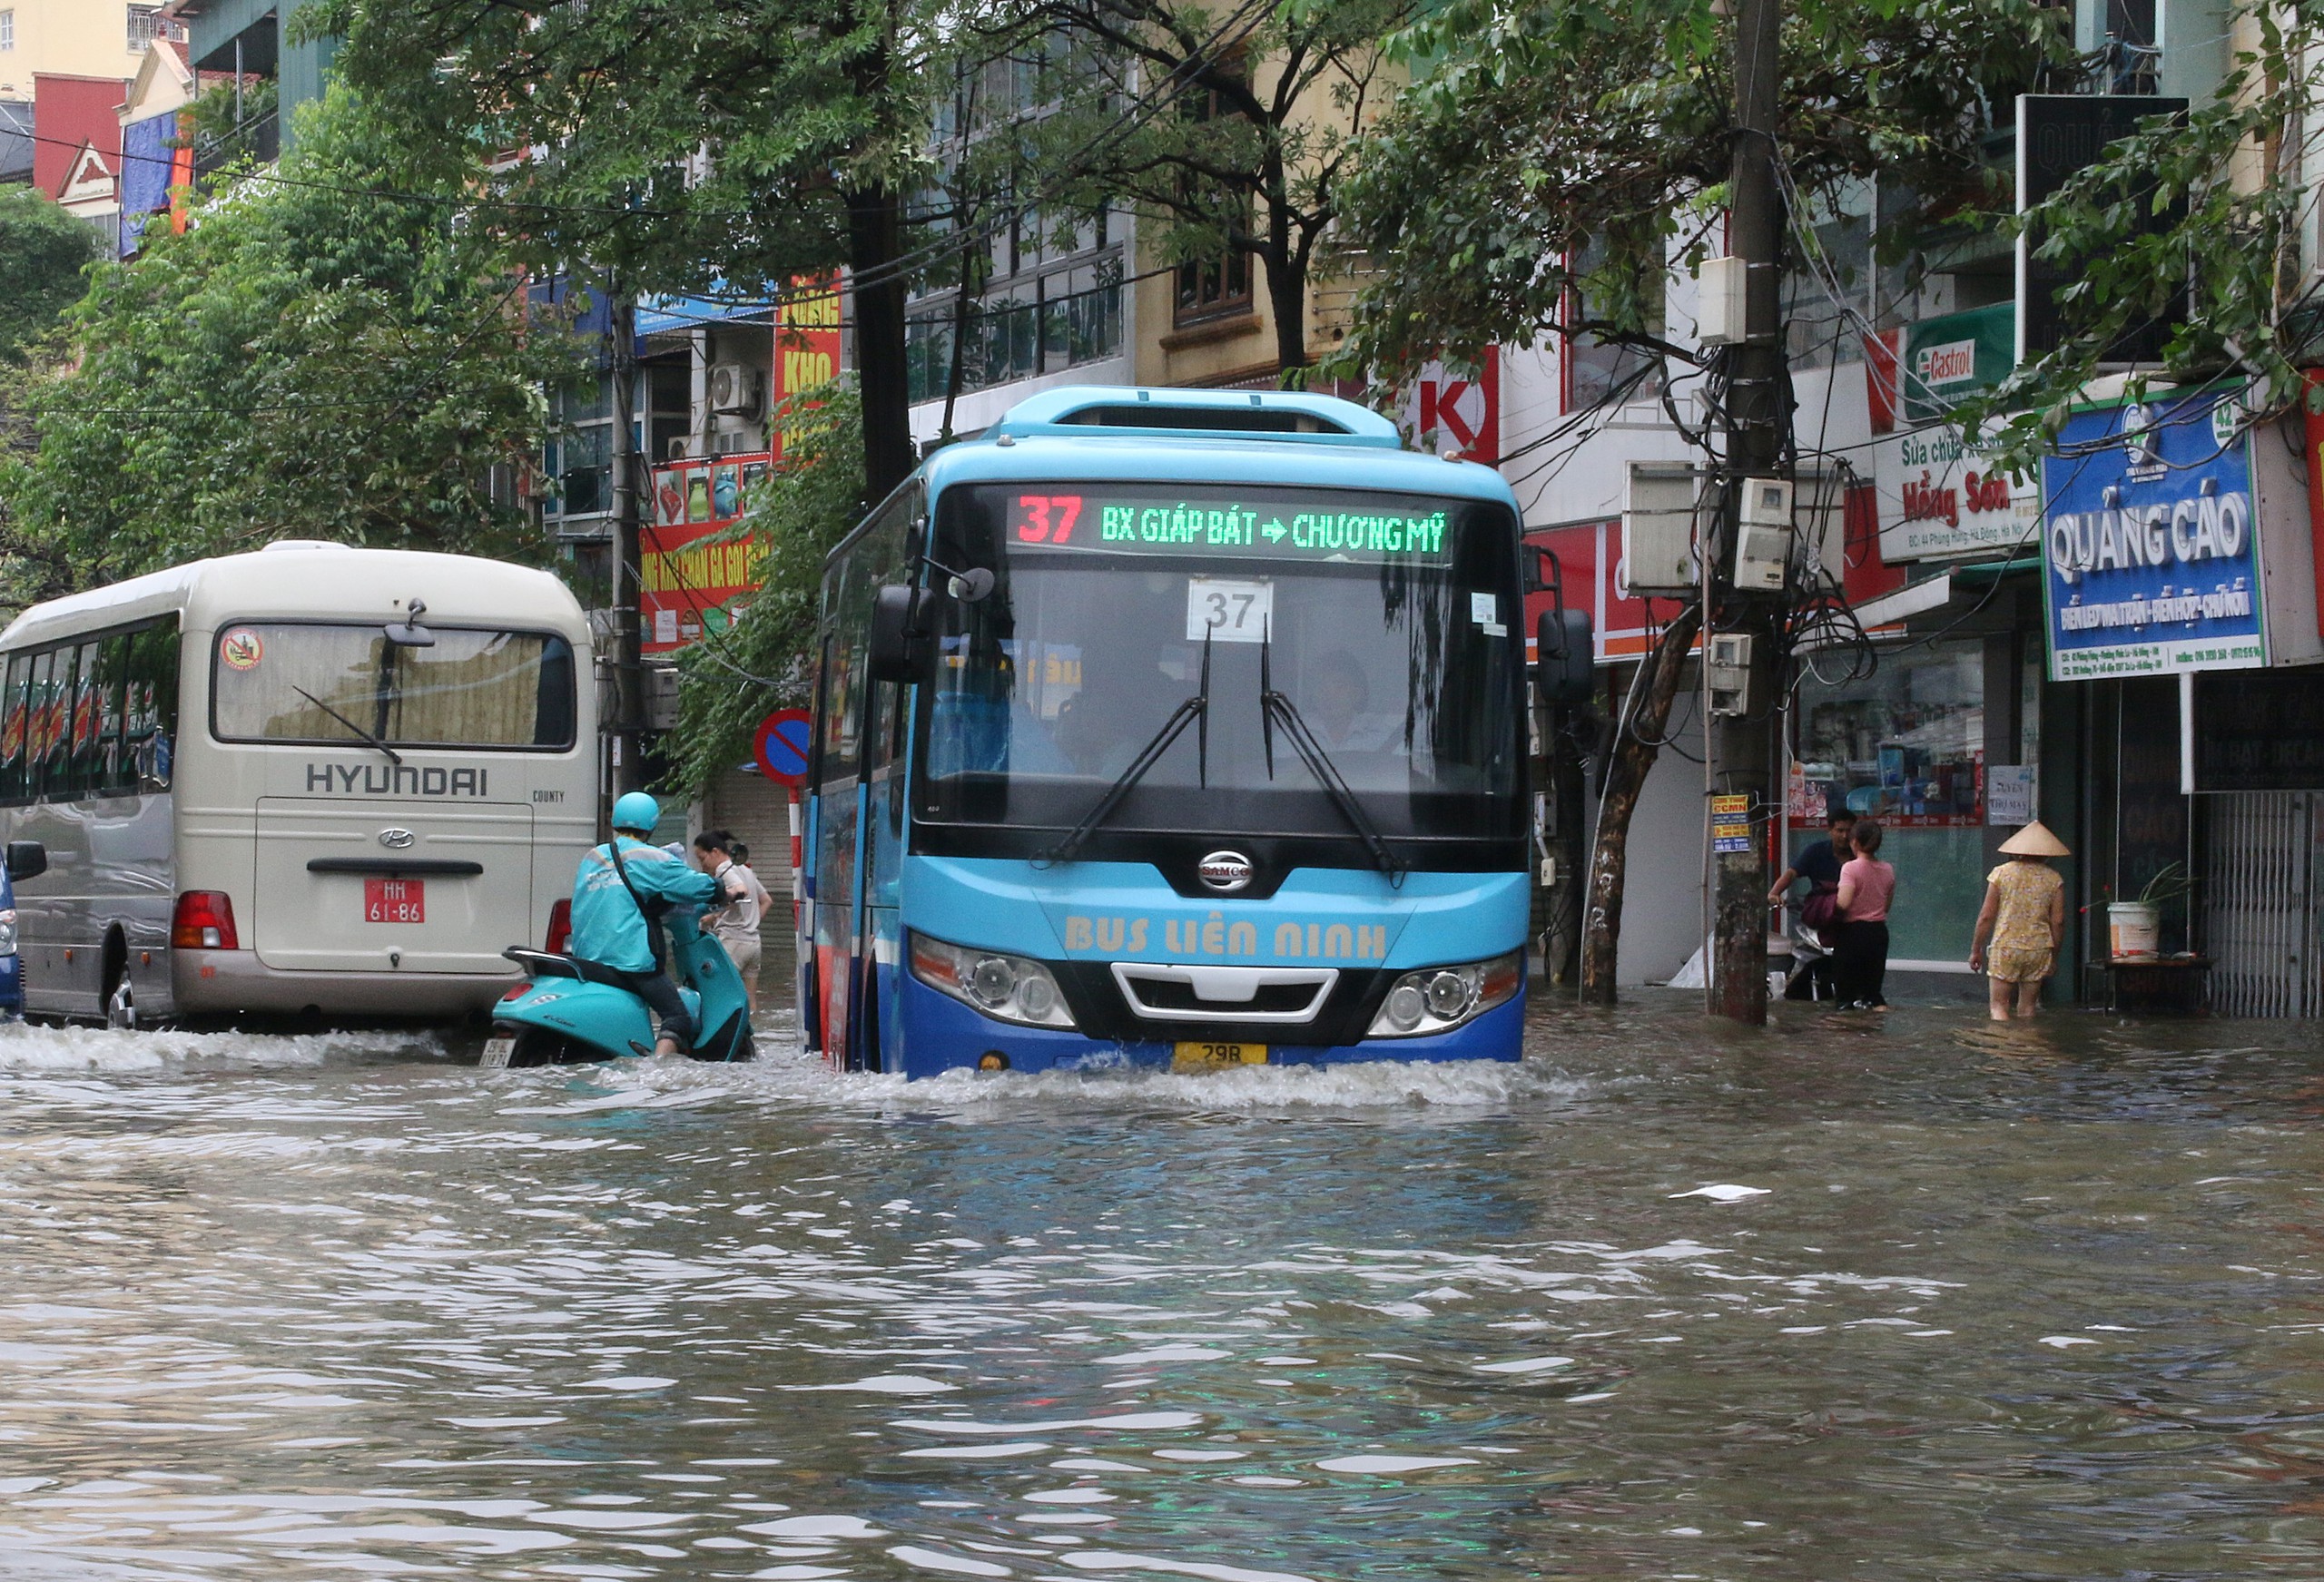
(1012, 494, 1084, 543)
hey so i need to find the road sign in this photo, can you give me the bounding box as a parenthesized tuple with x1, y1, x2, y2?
(753, 708, 812, 786)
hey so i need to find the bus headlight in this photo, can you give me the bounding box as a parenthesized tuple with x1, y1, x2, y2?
(1368, 949, 1521, 1037)
(0, 909, 18, 958)
(909, 932, 1077, 1029)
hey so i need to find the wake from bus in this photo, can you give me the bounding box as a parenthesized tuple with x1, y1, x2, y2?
(0, 1019, 445, 1074)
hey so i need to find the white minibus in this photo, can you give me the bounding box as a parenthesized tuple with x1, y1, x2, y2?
(0, 543, 597, 1025)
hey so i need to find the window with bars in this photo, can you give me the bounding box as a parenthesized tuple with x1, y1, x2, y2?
(1171, 78, 1256, 326)
(128, 5, 163, 51)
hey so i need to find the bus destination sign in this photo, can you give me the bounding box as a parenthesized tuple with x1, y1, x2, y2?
(1007, 489, 1454, 561)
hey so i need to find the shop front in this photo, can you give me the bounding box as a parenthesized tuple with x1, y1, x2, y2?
(2036, 387, 2324, 1014)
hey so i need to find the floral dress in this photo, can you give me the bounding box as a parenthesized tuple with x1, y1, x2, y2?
(1985, 860, 2063, 982)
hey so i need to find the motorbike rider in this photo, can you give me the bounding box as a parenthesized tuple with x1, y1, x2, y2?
(569, 791, 719, 1056)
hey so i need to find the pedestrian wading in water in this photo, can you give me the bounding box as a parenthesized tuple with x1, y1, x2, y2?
(1833, 818, 1894, 1010)
(1970, 820, 2069, 1020)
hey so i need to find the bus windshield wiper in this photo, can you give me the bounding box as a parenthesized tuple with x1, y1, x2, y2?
(1039, 630, 1211, 867)
(1259, 624, 1404, 886)
(295, 685, 404, 767)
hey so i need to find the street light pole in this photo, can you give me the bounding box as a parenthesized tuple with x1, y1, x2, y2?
(609, 291, 645, 799)
(1709, 0, 1787, 1024)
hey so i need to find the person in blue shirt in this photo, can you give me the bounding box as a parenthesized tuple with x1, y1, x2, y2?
(1768, 808, 1856, 1001)
(569, 791, 720, 1056)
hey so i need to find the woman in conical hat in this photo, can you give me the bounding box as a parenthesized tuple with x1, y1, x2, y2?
(1971, 821, 2069, 1019)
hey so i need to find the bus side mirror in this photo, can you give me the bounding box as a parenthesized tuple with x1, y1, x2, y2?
(869, 585, 931, 683)
(5, 840, 45, 883)
(1535, 608, 1594, 707)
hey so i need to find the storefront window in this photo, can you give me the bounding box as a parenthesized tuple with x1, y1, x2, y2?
(1794, 642, 1985, 964)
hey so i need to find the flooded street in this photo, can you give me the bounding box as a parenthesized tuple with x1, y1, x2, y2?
(3, 1000, 2323, 1580)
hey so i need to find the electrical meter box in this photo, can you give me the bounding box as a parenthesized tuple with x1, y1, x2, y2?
(1623, 463, 1705, 596)
(1731, 476, 1793, 592)
(1706, 632, 1759, 716)
(1695, 256, 1748, 347)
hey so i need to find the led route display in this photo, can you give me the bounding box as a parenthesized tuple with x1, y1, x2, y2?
(1004, 486, 1459, 562)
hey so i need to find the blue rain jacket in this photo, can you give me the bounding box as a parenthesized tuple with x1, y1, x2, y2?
(570, 837, 720, 973)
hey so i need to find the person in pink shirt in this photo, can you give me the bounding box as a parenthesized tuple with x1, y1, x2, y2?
(1833, 818, 1896, 1009)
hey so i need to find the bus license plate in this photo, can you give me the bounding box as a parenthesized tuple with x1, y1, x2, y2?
(365, 877, 426, 924)
(1173, 1041, 1265, 1069)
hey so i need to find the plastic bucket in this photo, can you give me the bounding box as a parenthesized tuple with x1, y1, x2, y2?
(2109, 901, 2161, 959)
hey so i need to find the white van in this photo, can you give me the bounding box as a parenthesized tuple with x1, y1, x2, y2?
(0, 543, 597, 1025)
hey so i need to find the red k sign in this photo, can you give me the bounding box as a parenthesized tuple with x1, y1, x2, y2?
(1403, 349, 1501, 465)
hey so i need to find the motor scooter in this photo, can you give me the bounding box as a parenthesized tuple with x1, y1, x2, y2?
(483, 904, 754, 1067)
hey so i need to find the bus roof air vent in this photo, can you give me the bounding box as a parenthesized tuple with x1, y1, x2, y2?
(989, 385, 1403, 449)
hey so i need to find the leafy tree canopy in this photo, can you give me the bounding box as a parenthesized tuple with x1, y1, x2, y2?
(0, 187, 103, 366)
(1961, 0, 2324, 464)
(3, 88, 586, 596)
(665, 388, 866, 795)
(1330, 0, 2068, 388)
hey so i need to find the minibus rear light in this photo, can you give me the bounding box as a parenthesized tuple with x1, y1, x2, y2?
(172, 891, 239, 950)
(545, 898, 572, 955)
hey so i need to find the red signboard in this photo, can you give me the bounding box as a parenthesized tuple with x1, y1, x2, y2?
(1401, 350, 1500, 464)
(2307, 370, 2324, 642)
(642, 454, 770, 653)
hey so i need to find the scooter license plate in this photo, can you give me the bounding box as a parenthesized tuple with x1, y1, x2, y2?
(479, 1037, 515, 1069)
(365, 877, 425, 923)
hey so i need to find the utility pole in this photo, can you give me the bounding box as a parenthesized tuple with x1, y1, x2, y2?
(608, 291, 646, 799)
(1708, 0, 1787, 1023)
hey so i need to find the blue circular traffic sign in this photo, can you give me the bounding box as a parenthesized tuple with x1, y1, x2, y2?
(753, 708, 812, 786)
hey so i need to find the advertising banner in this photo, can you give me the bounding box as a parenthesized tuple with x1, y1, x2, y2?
(1399, 350, 1499, 464)
(643, 453, 771, 653)
(1874, 304, 2040, 563)
(773, 276, 843, 462)
(2041, 388, 2265, 681)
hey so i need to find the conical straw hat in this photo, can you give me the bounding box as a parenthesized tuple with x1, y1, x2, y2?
(1997, 820, 2069, 858)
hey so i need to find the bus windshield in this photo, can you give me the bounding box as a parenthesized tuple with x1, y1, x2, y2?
(915, 482, 1523, 841)
(211, 624, 577, 751)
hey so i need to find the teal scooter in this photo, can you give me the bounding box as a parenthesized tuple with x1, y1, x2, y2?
(484, 904, 755, 1067)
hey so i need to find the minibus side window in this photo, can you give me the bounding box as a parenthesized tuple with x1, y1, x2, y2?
(125, 621, 179, 791)
(65, 640, 103, 798)
(28, 648, 63, 801)
(0, 652, 26, 803)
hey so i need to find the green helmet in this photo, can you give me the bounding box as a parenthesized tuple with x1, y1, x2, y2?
(612, 791, 661, 834)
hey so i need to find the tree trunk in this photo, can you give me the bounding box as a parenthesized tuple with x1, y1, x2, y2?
(847, 182, 914, 502)
(1261, 247, 1307, 379)
(1579, 604, 1700, 1004)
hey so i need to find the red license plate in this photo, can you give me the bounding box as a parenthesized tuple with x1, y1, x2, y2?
(364, 877, 425, 924)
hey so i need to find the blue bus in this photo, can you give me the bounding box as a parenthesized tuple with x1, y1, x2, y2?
(802, 386, 1531, 1077)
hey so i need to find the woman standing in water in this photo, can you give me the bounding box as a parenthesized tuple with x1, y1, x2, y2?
(1833, 818, 1895, 1009)
(1969, 821, 2069, 1020)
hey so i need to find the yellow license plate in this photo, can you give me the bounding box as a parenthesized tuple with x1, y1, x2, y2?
(1173, 1041, 1266, 1069)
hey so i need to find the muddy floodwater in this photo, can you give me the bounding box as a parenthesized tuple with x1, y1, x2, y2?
(3, 999, 2324, 1580)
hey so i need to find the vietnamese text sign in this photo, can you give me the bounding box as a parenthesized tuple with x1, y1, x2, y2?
(1876, 303, 2040, 562)
(644, 452, 770, 653)
(2042, 390, 2266, 681)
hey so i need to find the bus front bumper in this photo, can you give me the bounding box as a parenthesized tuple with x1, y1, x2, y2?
(173, 949, 519, 1018)
(893, 971, 1522, 1080)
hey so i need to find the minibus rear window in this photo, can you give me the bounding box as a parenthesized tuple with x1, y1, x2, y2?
(211, 624, 576, 751)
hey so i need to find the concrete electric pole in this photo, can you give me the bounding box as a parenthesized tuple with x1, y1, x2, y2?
(1708, 0, 1787, 1024)
(609, 291, 646, 800)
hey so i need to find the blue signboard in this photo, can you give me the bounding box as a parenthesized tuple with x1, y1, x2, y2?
(2042, 389, 2267, 681)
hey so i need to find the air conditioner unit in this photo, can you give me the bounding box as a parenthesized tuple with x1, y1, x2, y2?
(707, 361, 764, 418)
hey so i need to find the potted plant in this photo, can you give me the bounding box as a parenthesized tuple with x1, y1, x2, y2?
(2108, 862, 2195, 959)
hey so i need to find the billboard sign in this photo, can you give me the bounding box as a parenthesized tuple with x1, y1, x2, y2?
(2042, 389, 2265, 680)
(643, 453, 770, 653)
(1875, 304, 2039, 563)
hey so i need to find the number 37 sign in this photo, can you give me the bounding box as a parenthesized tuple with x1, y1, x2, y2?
(1185, 577, 1274, 643)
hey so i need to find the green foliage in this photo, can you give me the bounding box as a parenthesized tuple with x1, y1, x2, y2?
(1020, 0, 1412, 372)
(182, 74, 280, 163)
(1960, 0, 2324, 467)
(0, 187, 102, 366)
(664, 388, 867, 796)
(1329, 0, 2067, 387)
(4, 89, 586, 591)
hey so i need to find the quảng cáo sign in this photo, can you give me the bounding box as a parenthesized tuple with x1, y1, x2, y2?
(2042, 389, 2270, 682)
